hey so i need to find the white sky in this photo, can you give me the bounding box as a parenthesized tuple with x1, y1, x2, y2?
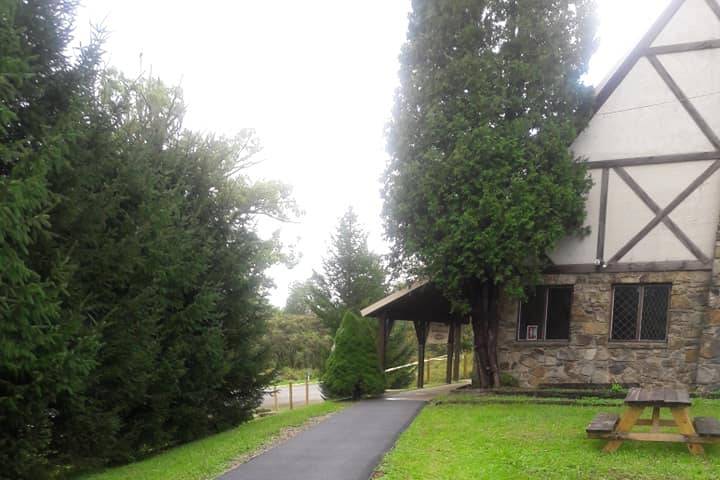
(73, 0, 671, 306)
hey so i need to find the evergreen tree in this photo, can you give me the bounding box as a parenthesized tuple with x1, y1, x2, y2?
(48, 75, 291, 465)
(284, 281, 314, 315)
(307, 208, 386, 334)
(303, 209, 415, 388)
(384, 0, 596, 387)
(321, 311, 385, 399)
(0, 1, 98, 477)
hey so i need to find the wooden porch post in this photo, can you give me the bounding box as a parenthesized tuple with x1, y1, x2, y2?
(452, 323, 462, 382)
(377, 315, 386, 371)
(414, 320, 429, 389)
(377, 315, 394, 372)
(445, 320, 455, 384)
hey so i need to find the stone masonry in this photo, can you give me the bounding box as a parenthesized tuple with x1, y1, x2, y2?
(696, 217, 720, 391)
(497, 270, 711, 388)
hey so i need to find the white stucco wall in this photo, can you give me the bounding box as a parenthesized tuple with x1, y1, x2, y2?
(547, 169, 602, 265)
(651, 0, 720, 47)
(555, 1, 720, 267)
(571, 57, 714, 162)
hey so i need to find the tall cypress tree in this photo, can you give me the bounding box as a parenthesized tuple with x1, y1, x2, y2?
(384, 0, 596, 387)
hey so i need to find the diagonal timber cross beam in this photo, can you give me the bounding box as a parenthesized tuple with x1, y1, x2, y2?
(647, 55, 720, 151)
(613, 167, 710, 264)
(607, 47, 720, 265)
(706, 0, 720, 21)
(609, 160, 720, 264)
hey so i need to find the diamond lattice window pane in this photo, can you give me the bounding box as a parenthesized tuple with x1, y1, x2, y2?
(612, 286, 639, 340)
(640, 285, 670, 341)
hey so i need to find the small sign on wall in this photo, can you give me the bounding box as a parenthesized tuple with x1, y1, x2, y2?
(526, 325, 539, 341)
(427, 322, 450, 344)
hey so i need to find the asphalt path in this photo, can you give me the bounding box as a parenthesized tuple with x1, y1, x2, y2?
(218, 399, 424, 480)
(221, 382, 467, 480)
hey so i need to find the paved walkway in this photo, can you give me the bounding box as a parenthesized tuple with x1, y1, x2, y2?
(219, 382, 466, 480)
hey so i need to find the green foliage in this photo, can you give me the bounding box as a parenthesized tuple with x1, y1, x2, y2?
(609, 383, 627, 394)
(0, 1, 294, 476)
(499, 373, 520, 388)
(321, 312, 385, 399)
(307, 208, 387, 335)
(0, 1, 99, 478)
(284, 281, 314, 315)
(266, 312, 332, 373)
(383, 0, 597, 306)
(300, 209, 415, 389)
(385, 322, 417, 389)
(49, 74, 289, 468)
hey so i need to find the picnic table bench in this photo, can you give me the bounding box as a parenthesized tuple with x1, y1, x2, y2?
(586, 387, 720, 455)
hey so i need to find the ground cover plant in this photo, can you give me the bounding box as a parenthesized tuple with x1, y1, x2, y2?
(74, 402, 344, 480)
(377, 397, 720, 479)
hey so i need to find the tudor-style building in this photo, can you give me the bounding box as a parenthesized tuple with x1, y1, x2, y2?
(498, 0, 720, 390)
(364, 0, 720, 391)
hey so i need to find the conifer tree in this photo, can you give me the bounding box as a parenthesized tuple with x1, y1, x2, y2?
(321, 311, 385, 399)
(0, 1, 99, 477)
(384, 0, 597, 387)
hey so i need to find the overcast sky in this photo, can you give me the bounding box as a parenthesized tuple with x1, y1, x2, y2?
(73, 0, 672, 306)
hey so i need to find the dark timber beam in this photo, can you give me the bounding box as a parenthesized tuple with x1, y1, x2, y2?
(452, 323, 462, 382)
(613, 167, 710, 264)
(413, 320, 430, 389)
(596, 168, 609, 262)
(646, 39, 720, 55)
(377, 315, 387, 371)
(445, 319, 455, 384)
(706, 0, 720, 21)
(545, 261, 711, 274)
(584, 152, 719, 170)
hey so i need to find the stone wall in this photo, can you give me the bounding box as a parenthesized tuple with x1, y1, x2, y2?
(696, 220, 720, 391)
(497, 270, 711, 388)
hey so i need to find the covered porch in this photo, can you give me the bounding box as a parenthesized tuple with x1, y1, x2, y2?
(361, 281, 469, 389)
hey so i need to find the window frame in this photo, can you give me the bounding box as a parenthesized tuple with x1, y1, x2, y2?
(609, 283, 672, 343)
(516, 285, 573, 342)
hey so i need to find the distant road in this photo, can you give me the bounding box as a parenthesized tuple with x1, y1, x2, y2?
(261, 383, 323, 409)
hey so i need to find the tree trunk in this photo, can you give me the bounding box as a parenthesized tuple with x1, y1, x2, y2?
(469, 281, 501, 389)
(487, 285, 501, 387)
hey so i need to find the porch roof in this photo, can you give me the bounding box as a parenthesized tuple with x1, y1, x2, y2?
(360, 280, 466, 324)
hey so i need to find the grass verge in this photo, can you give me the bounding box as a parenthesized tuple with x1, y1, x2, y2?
(377, 397, 720, 479)
(75, 402, 344, 480)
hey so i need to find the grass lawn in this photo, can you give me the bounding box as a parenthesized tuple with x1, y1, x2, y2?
(75, 402, 344, 480)
(378, 396, 720, 480)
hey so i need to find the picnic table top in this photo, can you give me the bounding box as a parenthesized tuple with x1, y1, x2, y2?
(624, 387, 691, 407)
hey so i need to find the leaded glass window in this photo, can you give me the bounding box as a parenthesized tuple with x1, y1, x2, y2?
(611, 284, 670, 341)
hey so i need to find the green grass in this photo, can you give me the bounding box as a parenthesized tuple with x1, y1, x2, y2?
(75, 402, 344, 480)
(378, 397, 720, 480)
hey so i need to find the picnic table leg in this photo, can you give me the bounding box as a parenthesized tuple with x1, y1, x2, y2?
(603, 406, 644, 453)
(651, 407, 661, 433)
(670, 407, 705, 456)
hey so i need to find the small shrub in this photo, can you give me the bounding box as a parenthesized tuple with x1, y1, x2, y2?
(500, 372, 520, 387)
(321, 312, 385, 399)
(610, 383, 627, 394)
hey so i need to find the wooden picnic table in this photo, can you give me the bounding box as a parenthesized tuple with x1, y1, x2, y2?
(586, 387, 720, 455)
